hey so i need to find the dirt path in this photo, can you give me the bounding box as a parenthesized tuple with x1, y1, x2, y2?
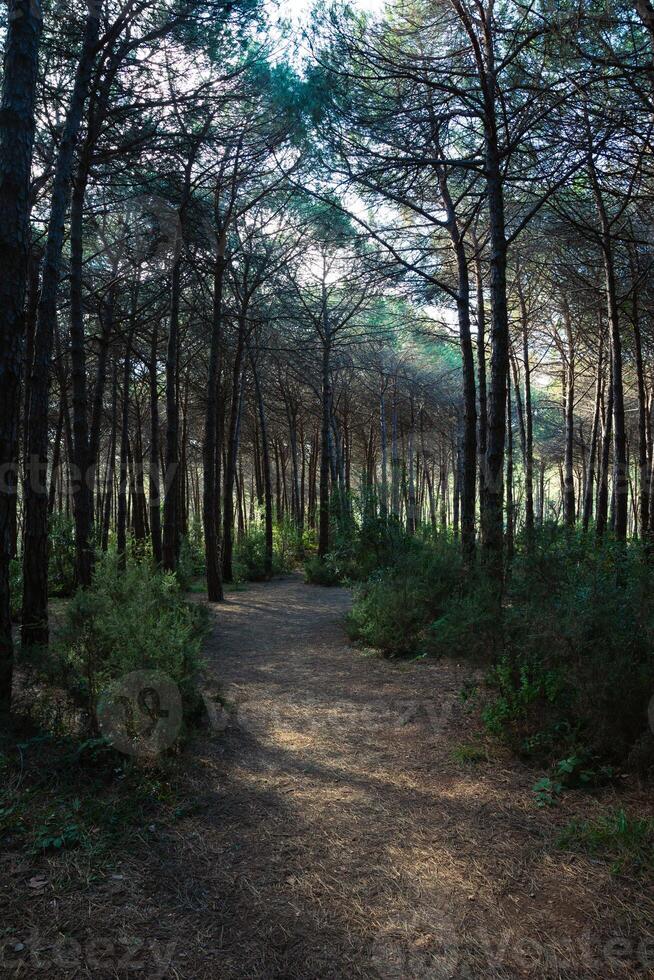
(6, 575, 653, 978)
(173, 574, 651, 979)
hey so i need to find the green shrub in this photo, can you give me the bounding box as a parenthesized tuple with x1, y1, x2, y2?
(233, 522, 302, 583)
(424, 575, 501, 660)
(346, 536, 463, 655)
(274, 520, 306, 567)
(233, 527, 272, 582)
(176, 531, 206, 590)
(482, 654, 568, 743)
(27, 553, 208, 738)
(304, 554, 342, 586)
(492, 529, 654, 762)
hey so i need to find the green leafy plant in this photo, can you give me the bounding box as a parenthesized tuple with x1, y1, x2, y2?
(553, 754, 614, 789)
(33, 820, 82, 853)
(532, 776, 563, 808)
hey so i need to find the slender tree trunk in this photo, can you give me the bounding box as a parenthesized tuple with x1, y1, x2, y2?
(22, 3, 101, 648)
(101, 363, 118, 552)
(467, 15, 511, 581)
(563, 304, 576, 528)
(583, 338, 604, 531)
(407, 398, 416, 534)
(116, 341, 133, 565)
(250, 352, 273, 577)
(474, 241, 488, 534)
(162, 242, 183, 571)
(391, 379, 400, 519)
(318, 330, 332, 558)
(437, 168, 477, 560)
(48, 395, 65, 515)
(596, 362, 614, 541)
(379, 380, 388, 518)
(518, 289, 535, 542)
(631, 278, 649, 540)
(506, 372, 514, 561)
(132, 401, 148, 542)
(588, 161, 627, 541)
(481, 143, 510, 575)
(203, 230, 226, 600)
(222, 318, 246, 581)
(149, 322, 162, 564)
(69, 159, 95, 586)
(0, 0, 42, 704)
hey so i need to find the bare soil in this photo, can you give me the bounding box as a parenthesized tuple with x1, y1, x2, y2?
(2, 573, 653, 978)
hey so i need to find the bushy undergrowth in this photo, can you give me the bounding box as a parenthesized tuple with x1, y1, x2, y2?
(347, 533, 463, 655)
(0, 730, 197, 864)
(233, 521, 306, 582)
(346, 522, 654, 769)
(22, 552, 208, 738)
(305, 511, 437, 587)
(493, 529, 654, 764)
(177, 526, 207, 590)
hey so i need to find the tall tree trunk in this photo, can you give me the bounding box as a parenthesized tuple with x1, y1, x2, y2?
(596, 362, 614, 541)
(437, 166, 477, 560)
(516, 283, 535, 542)
(222, 319, 246, 581)
(474, 240, 488, 535)
(631, 272, 649, 540)
(116, 342, 133, 565)
(250, 351, 273, 577)
(589, 160, 627, 541)
(391, 379, 400, 519)
(149, 322, 162, 564)
(162, 243, 182, 571)
(203, 232, 226, 601)
(406, 397, 416, 534)
(506, 371, 514, 561)
(69, 160, 95, 586)
(22, 3, 101, 648)
(583, 337, 604, 531)
(379, 379, 388, 518)
(562, 303, 576, 528)
(0, 0, 42, 705)
(101, 363, 118, 552)
(318, 329, 332, 558)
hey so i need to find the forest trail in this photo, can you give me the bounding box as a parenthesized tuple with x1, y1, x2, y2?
(170, 574, 651, 979)
(10, 576, 651, 980)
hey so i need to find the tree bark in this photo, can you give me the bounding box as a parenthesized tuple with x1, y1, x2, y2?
(583, 337, 604, 531)
(562, 303, 576, 528)
(596, 360, 614, 541)
(162, 240, 183, 571)
(0, 0, 42, 704)
(22, 2, 101, 648)
(222, 317, 246, 580)
(203, 228, 226, 601)
(318, 323, 332, 558)
(148, 321, 162, 565)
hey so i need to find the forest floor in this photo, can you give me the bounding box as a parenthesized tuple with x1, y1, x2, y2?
(2, 573, 654, 978)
